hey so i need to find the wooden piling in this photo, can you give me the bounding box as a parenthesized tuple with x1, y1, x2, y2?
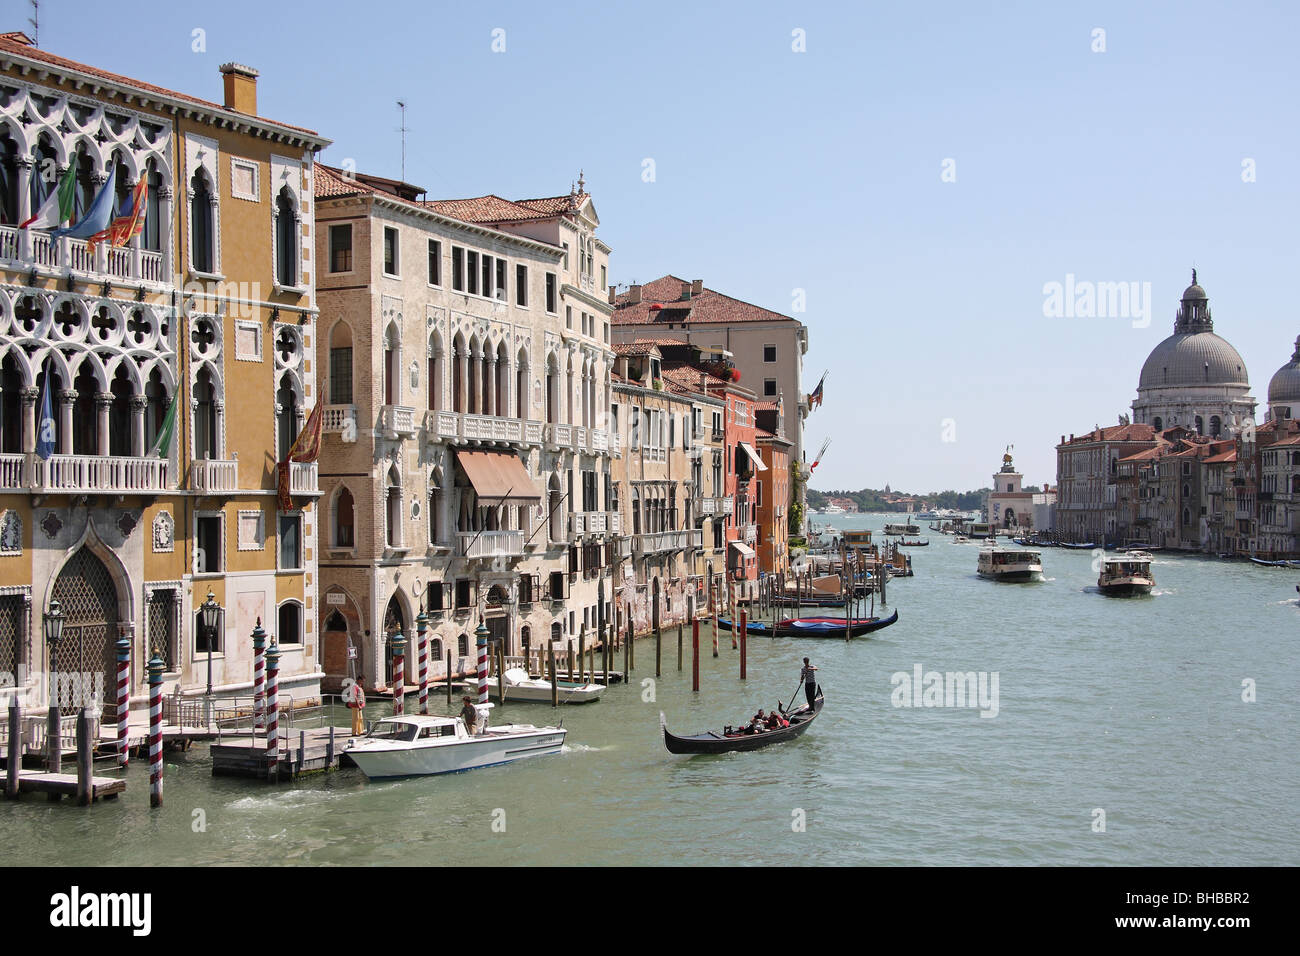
(497, 643, 506, 704)
(623, 618, 631, 676)
(446, 650, 453, 707)
(578, 625, 586, 684)
(655, 623, 661, 678)
(567, 644, 575, 684)
(691, 618, 700, 692)
(548, 644, 558, 708)
(677, 622, 683, 671)
(75, 709, 93, 806)
(5, 700, 19, 799)
(740, 609, 747, 680)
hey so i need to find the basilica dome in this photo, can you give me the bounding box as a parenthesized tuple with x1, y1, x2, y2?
(1268, 336, 1300, 406)
(1137, 271, 1249, 390)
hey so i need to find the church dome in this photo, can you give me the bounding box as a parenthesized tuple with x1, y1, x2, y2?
(1268, 336, 1300, 405)
(1138, 331, 1249, 389)
(1137, 272, 1249, 390)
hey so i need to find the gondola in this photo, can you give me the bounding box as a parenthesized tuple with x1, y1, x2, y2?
(715, 610, 898, 638)
(1060, 542, 1097, 549)
(661, 689, 824, 754)
(898, 539, 929, 547)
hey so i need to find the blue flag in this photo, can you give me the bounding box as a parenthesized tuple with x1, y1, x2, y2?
(51, 165, 117, 242)
(35, 362, 56, 460)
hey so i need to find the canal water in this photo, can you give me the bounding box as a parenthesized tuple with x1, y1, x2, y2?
(4, 513, 1296, 866)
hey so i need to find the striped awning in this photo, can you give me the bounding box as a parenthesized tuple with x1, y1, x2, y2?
(738, 442, 768, 472)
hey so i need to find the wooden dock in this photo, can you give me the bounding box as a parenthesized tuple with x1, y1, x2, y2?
(211, 726, 358, 780)
(9, 767, 125, 801)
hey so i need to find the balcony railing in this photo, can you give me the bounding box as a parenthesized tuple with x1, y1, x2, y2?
(570, 511, 619, 538)
(380, 405, 417, 439)
(324, 405, 356, 436)
(289, 461, 319, 495)
(547, 423, 573, 449)
(695, 495, 733, 516)
(632, 529, 701, 554)
(423, 411, 545, 449)
(0, 453, 28, 491)
(191, 458, 238, 494)
(1, 225, 168, 285)
(33, 454, 170, 494)
(743, 523, 758, 546)
(458, 530, 525, 559)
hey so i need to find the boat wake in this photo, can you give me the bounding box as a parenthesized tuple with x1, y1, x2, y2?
(561, 743, 602, 754)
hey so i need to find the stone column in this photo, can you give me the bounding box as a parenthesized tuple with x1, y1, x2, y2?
(58, 390, 77, 454)
(130, 395, 148, 457)
(96, 393, 112, 457)
(20, 386, 37, 455)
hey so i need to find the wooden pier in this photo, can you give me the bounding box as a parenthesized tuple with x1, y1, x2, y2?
(211, 726, 358, 780)
(8, 767, 125, 801)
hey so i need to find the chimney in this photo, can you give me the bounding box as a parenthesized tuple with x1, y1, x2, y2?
(608, 285, 617, 305)
(691, 278, 703, 296)
(628, 284, 642, 305)
(219, 63, 260, 114)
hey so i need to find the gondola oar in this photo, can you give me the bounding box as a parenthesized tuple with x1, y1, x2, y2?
(781, 680, 804, 715)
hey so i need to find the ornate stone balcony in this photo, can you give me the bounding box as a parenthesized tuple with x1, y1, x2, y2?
(22, 454, 172, 494)
(191, 458, 238, 494)
(380, 405, 417, 439)
(458, 530, 525, 559)
(1, 225, 168, 285)
(632, 529, 702, 555)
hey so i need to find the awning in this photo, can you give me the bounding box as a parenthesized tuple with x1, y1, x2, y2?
(454, 450, 541, 503)
(729, 541, 756, 557)
(739, 442, 768, 472)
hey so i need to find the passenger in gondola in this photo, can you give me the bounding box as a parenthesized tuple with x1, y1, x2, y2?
(747, 709, 767, 734)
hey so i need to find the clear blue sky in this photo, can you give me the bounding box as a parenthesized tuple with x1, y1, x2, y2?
(29, 0, 1300, 492)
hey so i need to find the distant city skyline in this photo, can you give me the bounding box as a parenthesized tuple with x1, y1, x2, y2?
(27, 0, 1298, 490)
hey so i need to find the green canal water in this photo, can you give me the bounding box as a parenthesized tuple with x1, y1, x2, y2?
(5, 513, 1297, 866)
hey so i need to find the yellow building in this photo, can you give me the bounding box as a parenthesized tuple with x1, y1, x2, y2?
(0, 33, 329, 721)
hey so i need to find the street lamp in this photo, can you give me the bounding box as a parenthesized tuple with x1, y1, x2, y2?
(43, 598, 64, 708)
(199, 589, 222, 700)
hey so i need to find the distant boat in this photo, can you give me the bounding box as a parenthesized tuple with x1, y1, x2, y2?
(977, 546, 1043, 582)
(1098, 553, 1155, 596)
(1061, 542, 1097, 550)
(823, 504, 846, 514)
(716, 611, 899, 638)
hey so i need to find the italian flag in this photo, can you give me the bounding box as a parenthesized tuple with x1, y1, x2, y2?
(20, 165, 77, 230)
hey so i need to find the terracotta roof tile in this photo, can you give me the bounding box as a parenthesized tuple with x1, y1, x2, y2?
(423, 195, 553, 223)
(0, 32, 322, 139)
(613, 275, 799, 327)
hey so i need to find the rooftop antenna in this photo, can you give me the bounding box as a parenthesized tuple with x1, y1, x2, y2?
(396, 100, 408, 184)
(28, 0, 39, 46)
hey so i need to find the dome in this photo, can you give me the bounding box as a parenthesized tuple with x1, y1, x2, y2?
(1138, 331, 1249, 389)
(1268, 337, 1300, 404)
(1182, 268, 1207, 301)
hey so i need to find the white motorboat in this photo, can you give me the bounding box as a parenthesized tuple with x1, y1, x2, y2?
(343, 707, 566, 779)
(1097, 552, 1155, 596)
(501, 667, 606, 704)
(977, 546, 1043, 582)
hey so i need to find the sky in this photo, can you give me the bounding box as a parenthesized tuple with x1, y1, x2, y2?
(22, 0, 1300, 492)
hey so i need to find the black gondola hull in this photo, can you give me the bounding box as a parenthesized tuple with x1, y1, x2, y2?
(661, 692, 824, 755)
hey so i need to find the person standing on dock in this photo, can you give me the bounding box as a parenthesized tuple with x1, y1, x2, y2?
(800, 658, 818, 708)
(346, 676, 366, 736)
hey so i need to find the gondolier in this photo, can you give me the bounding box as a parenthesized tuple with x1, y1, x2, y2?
(800, 658, 818, 707)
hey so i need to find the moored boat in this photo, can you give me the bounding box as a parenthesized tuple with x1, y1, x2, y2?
(898, 538, 929, 547)
(344, 708, 566, 779)
(1097, 552, 1155, 596)
(1061, 541, 1097, 550)
(977, 546, 1043, 582)
(661, 690, 824, 754)
(716, 610, 898, 637)
(501, 667, 606, 704)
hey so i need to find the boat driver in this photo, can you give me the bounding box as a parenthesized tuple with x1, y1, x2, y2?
(460, 696, 479, 734)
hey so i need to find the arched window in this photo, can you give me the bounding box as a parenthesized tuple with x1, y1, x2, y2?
(546, 355, 558, 424)
(549, 474, 564, 542)
(143, 369, 168, 452)
(495, 341, 509, 416)
(0, 130, 18, 226)
(452, 334, 466, 413)
(1153, 417, 1163, 432)
(276, 375, 298, 462)
(516, 349, 528, 420)
(467, 336, 480, 414)
(427, 334, 441, 411)
(383, 325, 399, 407)
(385, 467, 402, 548)
(72, 147, 95, 221)
(329, 323, 352, 405)
(190, 170, 214, 272)
(0, 353, 23, 454)
(275, 186, 297, 287)
(550, 622, 562, 643)
(278, 601, 303, 645)
(335, 486, 355, 548)
(457, 633, 468, 657)
(1210, 415, 1222, 437)
(194, 366, 218, 460)
(142, 159, 163, 252)
(108, 365, 133, 457)
(72, 365, 97, 455)
(1195, 415, 1204, 434)
(29, 136, 56, 212)
(34, 364, 64, 453)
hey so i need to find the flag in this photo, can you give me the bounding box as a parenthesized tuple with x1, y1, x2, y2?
(19, 164, 77, 230)
(51, 165, 117, 241)
(808, 373, 825, 410)
(35, 362, 56, 460)
(148, 390, 179, 459)
(88, 175, 147, 254)
(277, 403, 324, 511)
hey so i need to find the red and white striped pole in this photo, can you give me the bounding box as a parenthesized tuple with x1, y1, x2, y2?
(416, 612, 429, 715)
(115, 635, 130, 768)
(391, 630, 406, 716)
(251, 618, 267, 730)
(476, 620, 489, 705)
(147, 654, 164, 808)
(265, 643, 281, 782)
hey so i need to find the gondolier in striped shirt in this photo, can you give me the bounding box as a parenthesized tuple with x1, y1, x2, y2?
(800, 658, 818, 708)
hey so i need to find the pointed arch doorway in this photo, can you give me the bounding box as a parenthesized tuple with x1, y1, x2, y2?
(50, 548, 120, 715)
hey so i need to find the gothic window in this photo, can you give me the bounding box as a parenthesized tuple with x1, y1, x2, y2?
(277, 601, 303, 645)
(190, 170, 215, 273)
(385, 466, 402, 548)
(276, 374, 299, 462)
(334, 486, 355, 548)
(0, 353, 21, 454)
(275, 186, 297, 287)
(0, 131, 18, 226)
(194, 366, 218, 460)
(143, 160, 163, 252)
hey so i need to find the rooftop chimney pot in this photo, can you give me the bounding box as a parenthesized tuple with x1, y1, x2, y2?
(219, 62, 260, 114)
